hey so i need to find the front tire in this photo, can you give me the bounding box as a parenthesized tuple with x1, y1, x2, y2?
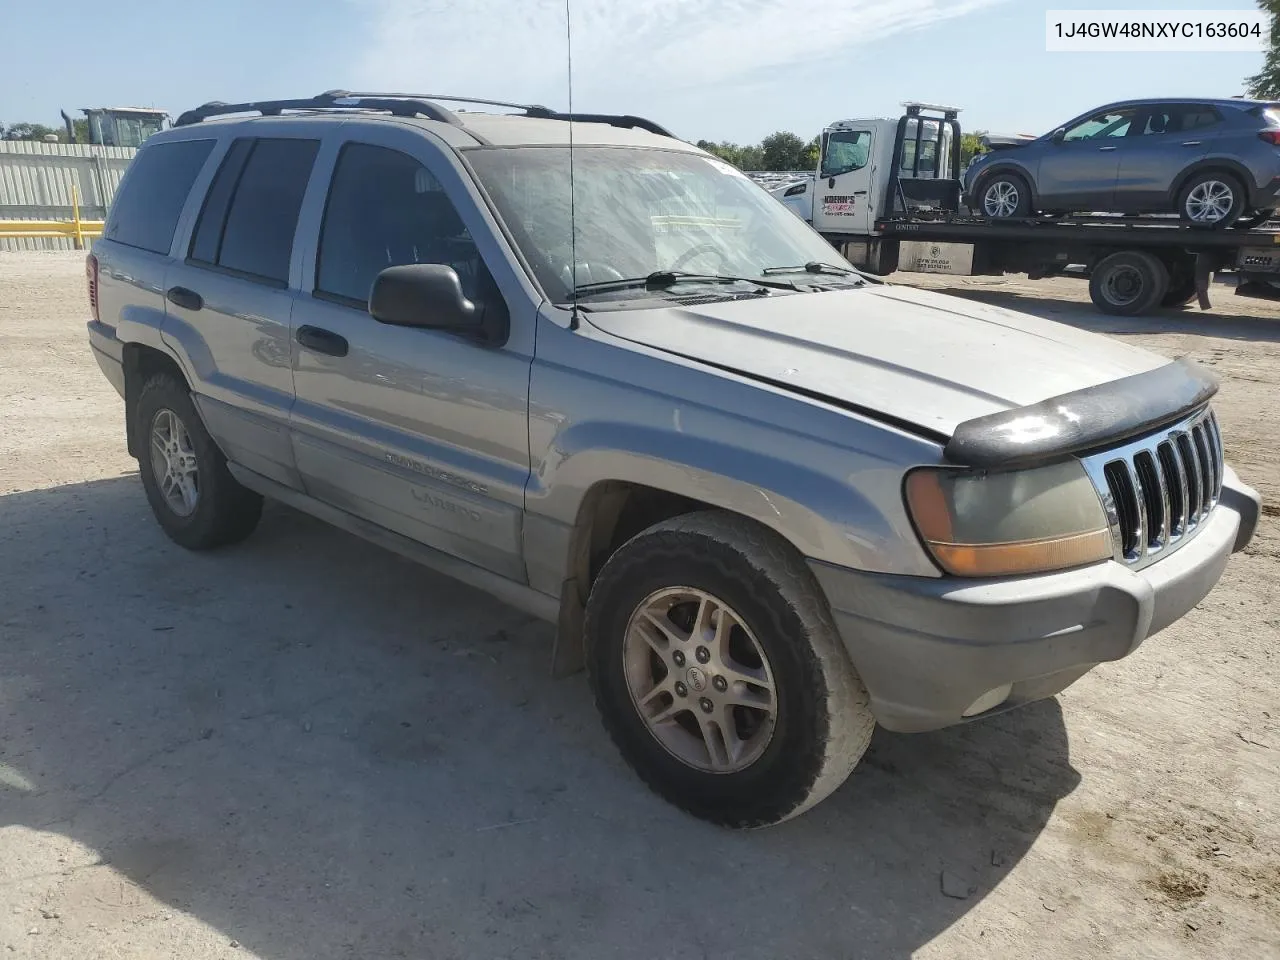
(586, 511, 874, 828)
(1089, 250, 1170, 316)
(135, 373, 262, 550)
(978, 172, 1033, 219)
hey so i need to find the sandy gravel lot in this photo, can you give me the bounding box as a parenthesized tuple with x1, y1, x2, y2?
(1, 252, 1277, 960)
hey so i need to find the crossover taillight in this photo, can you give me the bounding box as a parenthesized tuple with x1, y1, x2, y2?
(1258, 130, 1280, 145)
(86, 253, 99, 322)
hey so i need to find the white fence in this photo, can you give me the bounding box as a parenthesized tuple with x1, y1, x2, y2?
(0, 141, 136, 251)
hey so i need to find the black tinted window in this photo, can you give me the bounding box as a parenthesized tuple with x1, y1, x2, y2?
(189, 139, 254, 264)
(317, 143, 485, 305)
(105, 139, 213, 253)
(1179, 107, 1221, 131)
(188, 138, 318, 285)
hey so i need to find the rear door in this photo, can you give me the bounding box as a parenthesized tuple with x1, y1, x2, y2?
(1115, 105, 1218, 212)
(287, 126, 533, 581)
(162, 133, 320, 489)
(1034, 106, 1137, 211)
(812, 127, 876, 234)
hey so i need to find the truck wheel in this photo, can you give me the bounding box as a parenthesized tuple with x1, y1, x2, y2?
(1160, 271, 1199, 308)
(1089, 251, 1170, 316)
(978, 172, 1032, 218)
(585, 511, 874, 828)
(135, 373, 263, 550)
(1177, 171, 1245, 227)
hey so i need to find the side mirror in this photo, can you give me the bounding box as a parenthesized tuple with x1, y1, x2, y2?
(369, 264, 481, 335)
(1051, 127, 1067, 144)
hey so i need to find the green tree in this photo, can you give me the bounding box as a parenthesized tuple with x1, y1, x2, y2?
(961, 130, 989, 166)
(1, 122, 62, 142)
(760, 130, 808, 171)
(801, 136, 820, 170)
(1247, 0, 1280, 98)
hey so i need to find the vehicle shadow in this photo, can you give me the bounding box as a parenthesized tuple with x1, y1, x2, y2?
(0, 476, 1079, 960)
(926, 283, 1280, 343)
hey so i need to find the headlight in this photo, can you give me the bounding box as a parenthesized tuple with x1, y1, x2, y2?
(904, 460, 1112, 577)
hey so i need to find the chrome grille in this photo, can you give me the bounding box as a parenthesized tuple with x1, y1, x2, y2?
(1081, 408, 1223, 570)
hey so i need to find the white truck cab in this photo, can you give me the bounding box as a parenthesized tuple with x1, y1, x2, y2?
(774, 102, 961, 235)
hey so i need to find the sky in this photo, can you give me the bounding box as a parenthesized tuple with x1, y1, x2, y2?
(1, 0, 1269, 144)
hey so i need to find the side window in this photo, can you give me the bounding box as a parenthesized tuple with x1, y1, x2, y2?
(1178, 107, 1221, 132)
(821, 131, 872, 178)
(188, 137, 319, 285)
(316, 142, 489, 307)
(105, 139, 214, 254)
(1063, 109, 1136, 141)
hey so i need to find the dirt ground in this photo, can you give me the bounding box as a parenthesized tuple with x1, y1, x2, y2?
(0, 252, 1277, 960)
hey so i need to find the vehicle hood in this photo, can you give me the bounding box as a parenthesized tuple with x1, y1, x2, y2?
(979, 133, 1038, 151)
(584, 284, 1168, 437)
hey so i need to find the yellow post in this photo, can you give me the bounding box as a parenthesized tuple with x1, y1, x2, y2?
(71, 182, 84, 250)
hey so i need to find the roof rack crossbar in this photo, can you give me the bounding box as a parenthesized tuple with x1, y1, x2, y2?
(522, 107, 674, 137)
(174, 93, 461, 128)
(174, 91, 676, 139)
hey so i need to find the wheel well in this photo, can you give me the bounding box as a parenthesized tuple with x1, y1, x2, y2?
(122, 344, 188, 459)
(551, 481, 719, 677)
(972, 164, 1036, 203)
(1170, 161, 1255, 206)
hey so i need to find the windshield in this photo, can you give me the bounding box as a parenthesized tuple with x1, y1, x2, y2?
(467, 146, 854, 302)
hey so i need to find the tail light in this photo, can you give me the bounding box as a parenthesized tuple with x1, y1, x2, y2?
(1258, 130, 1280, 145)
(86, 253, 99, 322)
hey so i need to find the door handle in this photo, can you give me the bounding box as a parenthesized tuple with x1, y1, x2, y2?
(1098, 146, 1118, 151)
(853, 190, 868, 195)
(296, 325, 349, 358)
(165, 286, 203, 311)
(1181, 140, 1203, 146)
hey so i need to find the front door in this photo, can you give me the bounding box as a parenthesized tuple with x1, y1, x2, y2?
(288, 128, 533, 582)
(812, 127, 876, 235)
(1034, 106, 1139, 212)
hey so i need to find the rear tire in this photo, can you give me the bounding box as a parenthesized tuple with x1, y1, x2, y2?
(586, 511, 874, 828)
(135, 373, 262, 550)
(977, 172, 1033, 219)
(1177, 171, 1246, 227)
(1089, 251, 1170, 316)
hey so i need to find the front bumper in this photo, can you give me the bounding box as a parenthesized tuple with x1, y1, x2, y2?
(88, 320, 125, 399)
(810, 473, 1261, 733)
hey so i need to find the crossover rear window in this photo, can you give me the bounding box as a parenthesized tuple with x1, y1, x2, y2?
(104, 139, 214, 254)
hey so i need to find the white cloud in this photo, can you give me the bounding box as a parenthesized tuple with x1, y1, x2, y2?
(350, 0, 1008, 117)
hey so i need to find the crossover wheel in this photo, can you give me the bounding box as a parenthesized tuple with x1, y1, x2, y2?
(586, 511, 874, 827)
(135, 373, 262, 550)
(1178, 171, 1245, 227)
(978, 172, 1032, 219)
(1089, 251, 1170, 316)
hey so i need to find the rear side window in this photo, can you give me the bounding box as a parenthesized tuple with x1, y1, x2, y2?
(105, 139, 214, 254)
(188, 137, 319, 285)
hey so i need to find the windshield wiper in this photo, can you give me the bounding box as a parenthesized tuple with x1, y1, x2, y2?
(570, 270, 798, 299)
(762, 261, 866, 281)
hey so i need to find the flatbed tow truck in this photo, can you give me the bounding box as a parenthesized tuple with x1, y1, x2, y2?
(772, 103, 1280, 316)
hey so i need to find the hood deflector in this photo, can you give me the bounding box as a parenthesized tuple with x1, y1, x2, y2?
(944, 358, 1219, 469)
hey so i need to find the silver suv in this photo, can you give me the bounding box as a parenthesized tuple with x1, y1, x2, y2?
(965, 97, 1280, 226)
(86, 93, 1260, 827)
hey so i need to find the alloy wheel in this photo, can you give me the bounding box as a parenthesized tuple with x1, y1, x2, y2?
(149, 408, 200, 517)
(622, 587, 777, 774)
(983, 180, 1020, 217)
(1185, 180, 1235, 223)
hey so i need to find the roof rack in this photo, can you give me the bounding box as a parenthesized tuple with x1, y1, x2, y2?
(174, 90, 676, 138)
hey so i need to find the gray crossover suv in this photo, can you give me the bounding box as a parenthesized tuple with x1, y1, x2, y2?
(964, 97, 1280, 226)
(87, 92, 1260, 826)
